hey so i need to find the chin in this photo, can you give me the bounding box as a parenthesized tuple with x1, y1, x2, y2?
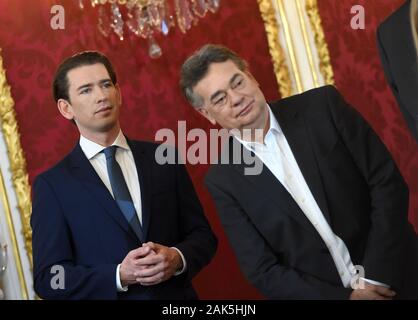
(98, 120, 118, 132)
(246, 108, 261, 123)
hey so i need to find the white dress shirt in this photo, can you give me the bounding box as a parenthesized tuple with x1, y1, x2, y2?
(79, 130, 186, 292)
(234, 105, 387, 289)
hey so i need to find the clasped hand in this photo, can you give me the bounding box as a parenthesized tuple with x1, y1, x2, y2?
(119, 242, 183, 287)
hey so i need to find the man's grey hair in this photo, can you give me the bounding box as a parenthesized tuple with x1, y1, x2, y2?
(180, 44, 249, 108)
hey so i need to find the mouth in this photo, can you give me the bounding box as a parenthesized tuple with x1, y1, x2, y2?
(95, 106, 112, 114)
(237, 100, 254, 118)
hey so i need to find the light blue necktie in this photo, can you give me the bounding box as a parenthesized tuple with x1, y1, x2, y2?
(103, 146, 143, 242)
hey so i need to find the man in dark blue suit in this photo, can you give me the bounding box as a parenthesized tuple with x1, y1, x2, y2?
(31, 51, 217, 299)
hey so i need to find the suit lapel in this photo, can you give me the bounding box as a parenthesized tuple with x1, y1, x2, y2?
(128, 140, 151, 241)
(69, 144, 139, 242)
(272, 102, 332, 225)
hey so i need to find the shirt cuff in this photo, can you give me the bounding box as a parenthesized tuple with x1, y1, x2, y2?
(171, 247, 187, 276)
(361, 277, 390, 288)
(116, 264, 128, 292)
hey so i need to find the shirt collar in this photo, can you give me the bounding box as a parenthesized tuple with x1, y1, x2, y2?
(233, 104, 282, 149)
(79, 130, 130, 160)
(268, 104, 282, 136)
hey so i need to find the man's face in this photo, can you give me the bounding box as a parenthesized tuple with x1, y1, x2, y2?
(58, 63, 121, 137)
(193, 60, 268, 132)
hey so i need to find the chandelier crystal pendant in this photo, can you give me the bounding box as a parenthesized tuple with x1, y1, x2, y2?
(79, 0, 221, 58)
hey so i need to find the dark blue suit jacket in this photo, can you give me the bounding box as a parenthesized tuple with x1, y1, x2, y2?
(31, 139, 217, 299)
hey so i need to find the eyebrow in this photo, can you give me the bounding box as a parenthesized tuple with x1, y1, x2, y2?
(209, 73, 242, 102)
(76, 78, 111, 92)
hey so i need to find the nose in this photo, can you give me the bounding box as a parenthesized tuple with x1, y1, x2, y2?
(94, 85, 107, 103)
(228, 89, 244, 107)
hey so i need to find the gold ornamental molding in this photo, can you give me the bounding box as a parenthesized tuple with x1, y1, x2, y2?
(0, 168, 28, 299)
(295, 0, 320, 88)
(276, 0, 303, 93)
(0, 49, 33, 270)
(305, 0, 335, 85)
(257, 0, 293, 98)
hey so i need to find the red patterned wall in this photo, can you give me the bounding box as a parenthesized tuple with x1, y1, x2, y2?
(2, 0, 415, 300)
(0, 0, 280, 299)
(318, 0, 418, 231)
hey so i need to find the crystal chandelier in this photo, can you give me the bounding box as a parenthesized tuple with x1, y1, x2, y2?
(79, 0, 221, 58)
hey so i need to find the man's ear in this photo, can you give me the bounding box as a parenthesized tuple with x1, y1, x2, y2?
(197, 107, 217, 125)
(57, 99, 74, 121)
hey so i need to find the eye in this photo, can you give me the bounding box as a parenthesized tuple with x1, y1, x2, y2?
(79, 88, 91, 94)
(102, 81, 113, 88)
(214, 95, 227, 106)
(232, 78, 244, 89)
